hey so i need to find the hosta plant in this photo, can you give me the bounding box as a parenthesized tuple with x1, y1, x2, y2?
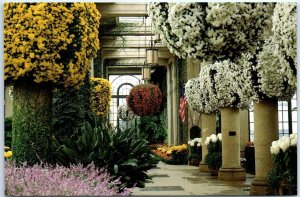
(53, 121, 159, 189)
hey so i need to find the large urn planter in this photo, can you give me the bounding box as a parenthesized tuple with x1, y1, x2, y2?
(250, 98, 279, 195)
(218, 107, 245, 181)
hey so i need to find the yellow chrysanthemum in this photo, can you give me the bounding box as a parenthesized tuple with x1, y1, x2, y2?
(90, 78, 112, 116)
(4, 151, 13, 158)
(4, 3, 101, 88)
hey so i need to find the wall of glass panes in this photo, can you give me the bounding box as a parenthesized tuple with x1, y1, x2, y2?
(109, 75, 143, 128)
(249, 94, 297, 141)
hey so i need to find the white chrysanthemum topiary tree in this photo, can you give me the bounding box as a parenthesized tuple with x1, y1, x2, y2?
(149, 2, 274, 62)
(241, 3, 296, 192)
(198, 60, 253, 180)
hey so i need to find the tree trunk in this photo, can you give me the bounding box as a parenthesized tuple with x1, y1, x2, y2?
(12, 78, 53, 165)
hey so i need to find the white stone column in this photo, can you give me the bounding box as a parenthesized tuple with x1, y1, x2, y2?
(250, 98, 278, 195)
(167, 63, 173, 146)
(186, 58, 202, 140)
(239, 109, 249, 152)
(199, 113, 216, 172)
(5, 86, 13, 118)
(171, 61, 179, 145)
(218, 107, 245, 181)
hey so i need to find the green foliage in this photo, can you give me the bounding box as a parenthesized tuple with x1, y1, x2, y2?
(12, 78, 53, 165)
(52, 73, 92, 140)
(5, 117, 12, 147)
(204, 152, 222, 170)
(138, 113, 167, 144)
(245, 146, 255, 174)
(189, 146, 202, 162)
(53, 121, 159, 189)
(204, 140, 222, 170)
(170, 150, 188, 165)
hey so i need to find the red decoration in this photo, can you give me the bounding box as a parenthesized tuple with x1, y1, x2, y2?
(179, 96, 187, 122)
(127, 84, 162, 116)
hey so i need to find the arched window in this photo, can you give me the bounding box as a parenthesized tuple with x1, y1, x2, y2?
(109, 75, 143, 128)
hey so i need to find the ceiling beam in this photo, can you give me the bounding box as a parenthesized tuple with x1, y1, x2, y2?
(102, 49, 173, 59)
(96, 3, 148, 18)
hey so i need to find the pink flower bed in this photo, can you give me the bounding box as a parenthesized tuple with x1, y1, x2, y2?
(5, 162, 132, 196)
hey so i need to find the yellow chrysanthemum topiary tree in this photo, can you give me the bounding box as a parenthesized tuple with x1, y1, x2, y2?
(90, 78, 112, 117)
(4, 3, 100, 165)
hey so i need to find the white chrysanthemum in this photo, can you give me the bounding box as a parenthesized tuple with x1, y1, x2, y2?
(290, 133, 297, 140)
(168, 3, 206, 59)
(205, 136, 211, 145)
(291, 138, 297, 146)
(148, 3, 186, 58)
(211, 134, 217, 143)
(197, 142, 201, 147)
(217, 133, 222, 141)
(199, 61, 252, 110)
(117, 103, 136, 121)
(205, 2, 274, 61)
(278, 136, 290, 152)
(272, 3, 296, 64)
(270, 144, 280, 155)
(188, 141, 192, 145)
(190, 141, 195, 147)
(149, 2, 274, 62)
(196, 138, 202, 144)
(257, 40, 296, 101)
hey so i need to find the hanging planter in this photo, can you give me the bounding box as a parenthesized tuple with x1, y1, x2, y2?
(90, 78, 112, 116)
(117, 103, 136, 121)
(127, 84, 162, 116)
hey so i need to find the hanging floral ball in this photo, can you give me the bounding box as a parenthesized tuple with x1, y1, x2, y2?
(90, 78, 112, 116)
(127, 84, 162, 117)
(117, 103, 136, 121)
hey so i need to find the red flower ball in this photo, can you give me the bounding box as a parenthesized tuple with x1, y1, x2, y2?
(127, 84, 162, 116)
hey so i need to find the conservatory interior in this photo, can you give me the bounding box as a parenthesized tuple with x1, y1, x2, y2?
(3, 2, 297, 196)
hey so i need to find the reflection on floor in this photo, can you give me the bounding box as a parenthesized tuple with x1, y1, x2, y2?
(132, 161, 254, 196)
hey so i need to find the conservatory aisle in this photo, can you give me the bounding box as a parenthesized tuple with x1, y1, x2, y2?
(132, 161, 254, 196)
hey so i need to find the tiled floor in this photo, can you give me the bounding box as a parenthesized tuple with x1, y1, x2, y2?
(132, 161, 254, 196)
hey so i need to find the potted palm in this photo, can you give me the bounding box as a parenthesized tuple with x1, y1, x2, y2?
(204, 133, 222, 176)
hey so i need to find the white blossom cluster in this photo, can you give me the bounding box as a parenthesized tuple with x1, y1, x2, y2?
(198, 61, 252, 110)
(239, 39, 297, 102)
(185, 77, 217, 114)
(117, 103, 136, 121)
(148, 2, 274, 62)
(256, 40, 297, 101)
(205, 133, 222, 145)
(168, 3, 206, 59)
(188, 137, 202, 147)
(148, 3, 186, 58)
(270, 133, 297, 155)
(272, 3, 296, 65)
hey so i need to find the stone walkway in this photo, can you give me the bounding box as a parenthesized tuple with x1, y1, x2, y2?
(132, 161, 254, 196)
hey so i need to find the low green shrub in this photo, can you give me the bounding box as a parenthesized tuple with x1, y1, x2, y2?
(138, 113, 167, 144)
(53, 121, 159, 189)
(5, 117, 12, 147)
